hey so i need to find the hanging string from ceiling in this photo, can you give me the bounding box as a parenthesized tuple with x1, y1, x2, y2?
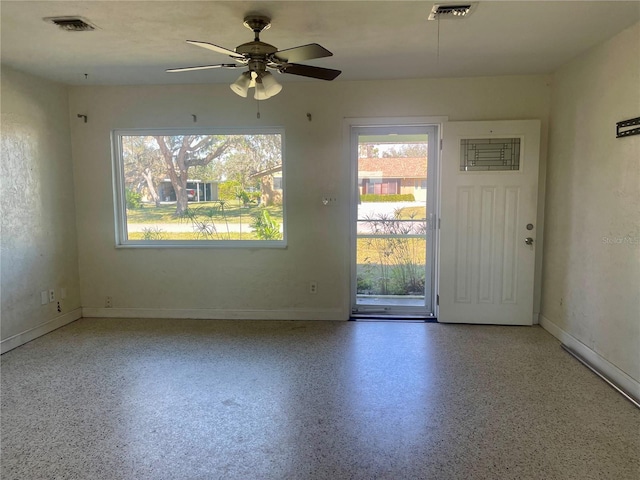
(437, 18, 441, 65)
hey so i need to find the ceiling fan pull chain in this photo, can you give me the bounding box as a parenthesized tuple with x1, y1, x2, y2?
(256, 97, 261, 119)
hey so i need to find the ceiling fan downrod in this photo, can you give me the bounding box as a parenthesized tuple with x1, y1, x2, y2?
(243, 15, 271, 41)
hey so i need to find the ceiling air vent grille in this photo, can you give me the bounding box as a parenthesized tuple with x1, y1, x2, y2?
(428, 3, 477, 20)
(45, 16, 96, 32)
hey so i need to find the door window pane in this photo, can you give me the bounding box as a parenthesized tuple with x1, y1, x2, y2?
(460, 138, 521, 171)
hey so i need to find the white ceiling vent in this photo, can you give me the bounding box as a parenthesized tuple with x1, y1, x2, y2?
(428, 3, 478, 20)
(44, 16, 96, 32)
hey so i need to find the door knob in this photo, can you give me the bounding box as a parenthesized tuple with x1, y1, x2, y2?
(525, 237, 534, 245)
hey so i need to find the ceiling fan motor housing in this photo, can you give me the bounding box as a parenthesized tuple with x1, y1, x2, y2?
(235, 41, 278, 57)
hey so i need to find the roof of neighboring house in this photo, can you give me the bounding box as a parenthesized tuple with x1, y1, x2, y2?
(358, 157, 427, 178)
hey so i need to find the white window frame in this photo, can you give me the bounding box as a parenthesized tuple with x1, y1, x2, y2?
(111, 127, 287, 248)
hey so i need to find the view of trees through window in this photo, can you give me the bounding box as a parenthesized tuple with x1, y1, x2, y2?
(116, 132, 284, 243)
(358, 142, 427, 159)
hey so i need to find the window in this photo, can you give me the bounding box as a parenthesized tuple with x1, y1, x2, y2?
(362, 178, 400, 195)
(112, 128, 285, 247)
(460, 138, 521, 171)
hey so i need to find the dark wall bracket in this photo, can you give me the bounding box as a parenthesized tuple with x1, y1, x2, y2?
(616, 116, 640, 138)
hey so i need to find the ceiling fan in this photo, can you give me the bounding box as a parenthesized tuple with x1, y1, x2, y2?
(167, 15, 342, 100)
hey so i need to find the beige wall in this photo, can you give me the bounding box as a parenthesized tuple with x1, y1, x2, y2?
(1, 20, 635, 396)
(68, 75, 550, 320)
(1, 67, 81, 350)
(542, 22, 640, 384)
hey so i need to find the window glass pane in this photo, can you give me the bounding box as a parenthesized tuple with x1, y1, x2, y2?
(356, 132, 428, 307)
(460, 138, 520, 171)
(116, 131, 284, 245)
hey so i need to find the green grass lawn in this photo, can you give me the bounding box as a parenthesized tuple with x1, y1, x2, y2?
(127, 201, 283, 224)
(396, 206, 427, 219)
(357, 238, 426, 264)
(128, 231, 260, 241)
(128, 202, 415, 224)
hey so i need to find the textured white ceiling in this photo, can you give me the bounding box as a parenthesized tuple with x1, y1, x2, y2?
(1, 1, 639, 86)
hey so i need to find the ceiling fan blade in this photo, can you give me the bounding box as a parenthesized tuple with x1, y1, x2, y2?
(186, 40, 244, 58)
(280, 64, 342, 81)
(166, 64, 244, 73)
(272, 43, 332, 63)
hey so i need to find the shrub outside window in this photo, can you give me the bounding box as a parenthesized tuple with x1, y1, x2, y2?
(112, 128, 285, 247)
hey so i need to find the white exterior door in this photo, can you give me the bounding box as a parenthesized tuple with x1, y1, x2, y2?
(439, 120, 540, 325)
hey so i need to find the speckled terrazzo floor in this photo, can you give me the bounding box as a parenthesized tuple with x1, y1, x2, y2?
(1, 319, 638, 480)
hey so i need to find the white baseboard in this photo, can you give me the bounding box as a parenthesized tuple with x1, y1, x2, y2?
(1, 308, 82, 354)
(539, 314, 640, 402)
(82, 307, 347, 321)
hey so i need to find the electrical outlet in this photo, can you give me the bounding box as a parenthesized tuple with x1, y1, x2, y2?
(41, 291, 49, 305)
(105, 296, 113, 308)
(49, 289, 55, 303)
(309, 281, 318, 294)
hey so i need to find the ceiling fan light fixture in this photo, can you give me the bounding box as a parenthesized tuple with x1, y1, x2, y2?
(251, 72, 282, 100)
(230, 71, 252, 97)
(260, 71, 282, 97)
(253, 78, 270, 100)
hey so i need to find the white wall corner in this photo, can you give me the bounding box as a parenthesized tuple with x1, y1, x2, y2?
(1, 309, 82, 354)
(539, 314, 640, 402)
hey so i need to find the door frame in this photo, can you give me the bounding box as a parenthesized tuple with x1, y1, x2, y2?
(345, 116, 447, 318)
